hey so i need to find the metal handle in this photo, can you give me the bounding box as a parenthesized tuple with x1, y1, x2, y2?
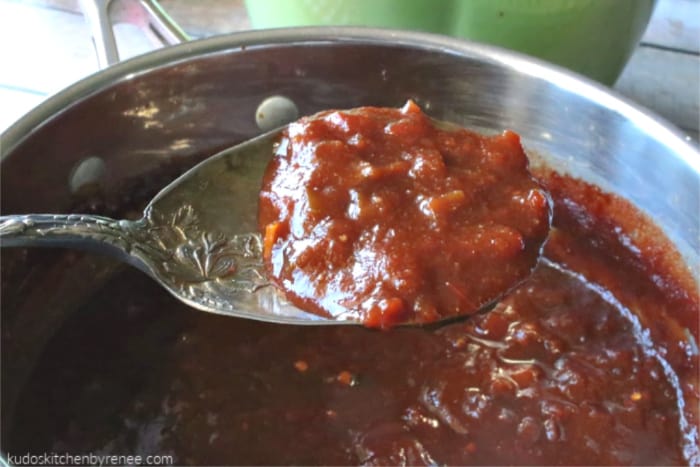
(79, 0, 190, 69)
(0, 214, 145, 262)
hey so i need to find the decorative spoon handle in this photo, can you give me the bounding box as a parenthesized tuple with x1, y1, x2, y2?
(0, 213, 274, 317)
(0, 214, 144, 259)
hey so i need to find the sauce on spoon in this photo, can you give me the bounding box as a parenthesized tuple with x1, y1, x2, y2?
(259, 101, 551, 328)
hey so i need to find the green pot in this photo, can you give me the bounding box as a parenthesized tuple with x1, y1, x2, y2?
(244, 0, 655, 85)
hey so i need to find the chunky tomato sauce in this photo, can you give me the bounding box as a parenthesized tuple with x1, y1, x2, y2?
(3, 119, 698, 466)
(259, 102, 551, 328)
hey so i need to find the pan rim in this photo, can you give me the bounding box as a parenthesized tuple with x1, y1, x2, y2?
(1, 26, 698, 170)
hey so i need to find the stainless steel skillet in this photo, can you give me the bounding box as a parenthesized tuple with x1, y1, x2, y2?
(1, 6, 698, 459)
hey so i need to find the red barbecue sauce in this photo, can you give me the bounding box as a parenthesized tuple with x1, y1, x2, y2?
(258, 101, 551, 328)
(4, 108, 698, 466)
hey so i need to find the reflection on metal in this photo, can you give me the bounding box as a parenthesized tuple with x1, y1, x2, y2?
(123, 101, 162, 128)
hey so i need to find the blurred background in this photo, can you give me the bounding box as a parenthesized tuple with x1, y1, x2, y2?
(0, 0, 698, 142)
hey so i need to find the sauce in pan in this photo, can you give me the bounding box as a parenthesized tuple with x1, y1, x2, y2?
(4, 119, 698, 466)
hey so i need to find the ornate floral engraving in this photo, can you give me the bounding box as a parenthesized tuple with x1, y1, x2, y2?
(138, 205, 268, 296)
(0, 208, 275, 317)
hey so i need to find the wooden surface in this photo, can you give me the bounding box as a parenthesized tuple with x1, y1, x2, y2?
(1, 0, 698, 143)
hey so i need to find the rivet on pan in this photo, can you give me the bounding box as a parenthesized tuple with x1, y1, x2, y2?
(69, 156, 107, 194)
(256, 95, 299, 132)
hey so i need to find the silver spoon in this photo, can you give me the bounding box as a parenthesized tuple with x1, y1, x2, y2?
(0, 108, 548, 326)
(0, 128, 330, 324)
